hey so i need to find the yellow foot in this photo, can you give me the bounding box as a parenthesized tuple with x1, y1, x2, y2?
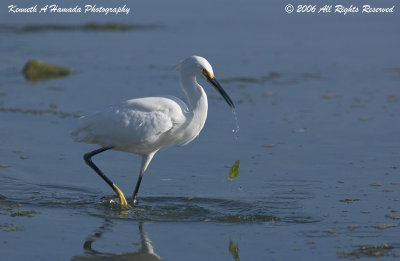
(113, 184, 130, 208)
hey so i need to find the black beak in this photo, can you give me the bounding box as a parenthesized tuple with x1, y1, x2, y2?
(206, 75, 235, 109)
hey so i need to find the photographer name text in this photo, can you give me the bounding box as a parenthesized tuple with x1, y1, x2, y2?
(8, 4, 130, 15)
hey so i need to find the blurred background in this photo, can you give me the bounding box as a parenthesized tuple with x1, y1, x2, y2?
(1, 0, 399, 260)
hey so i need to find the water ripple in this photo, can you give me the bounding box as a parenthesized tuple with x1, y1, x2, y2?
(0, 176, 320, 224)
(88, 195, 320, 224)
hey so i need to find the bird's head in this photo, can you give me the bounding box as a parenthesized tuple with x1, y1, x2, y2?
(177, 56, 235, 109)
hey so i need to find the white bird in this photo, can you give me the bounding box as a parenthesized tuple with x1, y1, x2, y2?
(72, 56, 235, 208)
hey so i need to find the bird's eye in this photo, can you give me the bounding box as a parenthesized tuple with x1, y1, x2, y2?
(202, 68, 213, 79)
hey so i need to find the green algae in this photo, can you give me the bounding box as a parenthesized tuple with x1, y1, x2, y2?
(385, 213, 400, 220)
(11, 210, 36, 217)
(219, 71, 321, 87)
(1, 223, 24, 232)
(23, 59, 73, 81)
(0, 106, 81, 118)
(229, 238, 240, 261)
(0, 23, 159, 33)
(373, 223, 398, 229)
(339, 198, 360, 204)
(220, 72, 283, 84)
(337, 244, 395, 259)
(229, 160, 240, 181)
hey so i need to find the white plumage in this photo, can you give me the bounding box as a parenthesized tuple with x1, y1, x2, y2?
(72, 56, 235, 207)
(73, 97, 188, 154)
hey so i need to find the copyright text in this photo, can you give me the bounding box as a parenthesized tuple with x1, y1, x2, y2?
(285, 4, 395, 15)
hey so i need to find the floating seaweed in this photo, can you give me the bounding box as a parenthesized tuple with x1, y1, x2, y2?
(23, 59, 73, 81)
(229, 160, 240, 181)
(0, 23, 159, 33)
(0, 106, 81, 118)
(337, 244, 395, 259)
(11, 210, 36, 218)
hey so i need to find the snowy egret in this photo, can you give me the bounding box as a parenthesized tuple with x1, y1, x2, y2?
(72, 56, 235, 207)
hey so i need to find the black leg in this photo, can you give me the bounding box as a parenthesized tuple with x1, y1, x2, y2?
(83, 147, 116, 192)
(131, 152, 157, 206)
(84, 147, 129, 207)
(132, 171, 144, 205)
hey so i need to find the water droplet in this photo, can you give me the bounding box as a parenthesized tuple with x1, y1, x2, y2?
(231, 109, 240, 139)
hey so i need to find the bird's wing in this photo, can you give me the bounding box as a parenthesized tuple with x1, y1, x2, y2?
(72, 97, 187, 148)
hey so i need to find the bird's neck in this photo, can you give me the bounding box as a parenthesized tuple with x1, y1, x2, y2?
(180, 74, 208, 130)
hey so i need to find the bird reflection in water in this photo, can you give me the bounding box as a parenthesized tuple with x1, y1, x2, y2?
(71, 221, 162, 261)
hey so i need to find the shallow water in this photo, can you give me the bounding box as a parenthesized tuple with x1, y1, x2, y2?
(1, 0, 400, 260)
